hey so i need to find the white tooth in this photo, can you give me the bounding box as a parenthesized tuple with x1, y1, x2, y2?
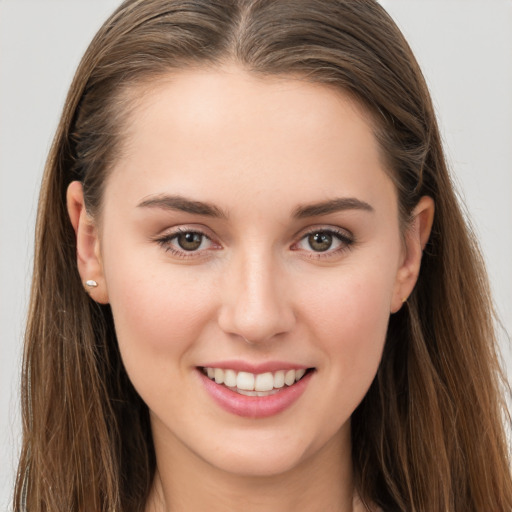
(237, 389, 257, 396)
(260, 389, 281, 396)
(295, 369, 306, 381)
(284, 369, 296, 386)
(224, 369, 237, 387)
(207, 367, 215, 379)
(237, 371, 255, 391)
(236, 389, 280, 397)
(214, 368, 225, 384)
(274, 370, 285, 388)
(255, 372, 274, 392)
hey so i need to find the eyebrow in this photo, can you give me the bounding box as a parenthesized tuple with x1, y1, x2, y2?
(293, 197, 374, 218)
(137, 194, 374, 219)
(137, 194, 228, 218)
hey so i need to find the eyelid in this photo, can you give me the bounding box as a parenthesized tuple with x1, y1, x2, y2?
(153, 225, 221, 259)
(152, 223, 354, 260)
(291, 225, 355, 258)
(293, 224, 354, 242)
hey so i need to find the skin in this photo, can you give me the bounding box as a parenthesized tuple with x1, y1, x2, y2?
(67, 66, 434, 512)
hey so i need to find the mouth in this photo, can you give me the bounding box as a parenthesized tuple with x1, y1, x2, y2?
(200, 366, 314, 397)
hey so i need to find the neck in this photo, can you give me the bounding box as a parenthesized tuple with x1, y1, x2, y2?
(145, 422, 359, 512)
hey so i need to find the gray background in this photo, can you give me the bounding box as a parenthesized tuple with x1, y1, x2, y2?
(1, 0, 511, 509)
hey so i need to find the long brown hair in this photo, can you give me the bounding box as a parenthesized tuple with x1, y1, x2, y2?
(14, 1, 512, 510)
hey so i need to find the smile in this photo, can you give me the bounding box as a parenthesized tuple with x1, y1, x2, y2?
(198, 365, 315, 418)
(202, 367, 308, 396)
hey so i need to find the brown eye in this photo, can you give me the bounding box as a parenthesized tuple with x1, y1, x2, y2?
(307, 232, 333, 252)
(176, 232, 203, 251)
(293, 227, 353, 257)
(155, 228, 219, 258)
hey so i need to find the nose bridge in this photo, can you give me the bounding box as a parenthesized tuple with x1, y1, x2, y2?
(218, 245, 294, 343)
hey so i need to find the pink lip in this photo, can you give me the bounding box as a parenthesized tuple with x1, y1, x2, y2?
(198, 368, 314, 419)
(199, 360, 310, 374)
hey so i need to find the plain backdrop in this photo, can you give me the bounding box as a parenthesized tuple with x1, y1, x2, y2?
(1, 0, 511, 509)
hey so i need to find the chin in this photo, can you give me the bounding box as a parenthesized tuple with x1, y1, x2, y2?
(211, 448, 308, 478)
(196, 428, 334, 479)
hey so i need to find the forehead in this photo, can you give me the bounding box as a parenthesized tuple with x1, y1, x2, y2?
(108, 66, 395, 214)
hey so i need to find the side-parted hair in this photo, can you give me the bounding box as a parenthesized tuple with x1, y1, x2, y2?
(15, 1, 512, 511)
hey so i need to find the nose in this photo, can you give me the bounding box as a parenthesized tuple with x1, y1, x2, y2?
(217, 249, 295, 345)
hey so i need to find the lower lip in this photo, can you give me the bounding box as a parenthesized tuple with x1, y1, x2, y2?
(198, 369, 313, 419)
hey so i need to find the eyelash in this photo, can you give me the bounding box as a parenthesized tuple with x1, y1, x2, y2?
(154, 227, 218, 260)
(292, 227, 354, 260)
(154, 226, 354, 260)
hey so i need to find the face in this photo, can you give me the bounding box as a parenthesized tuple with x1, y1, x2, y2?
(70, 67, 425, 478)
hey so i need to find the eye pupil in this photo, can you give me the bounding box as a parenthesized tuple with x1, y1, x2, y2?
(177, 232, 203, 251)
(308, 232, 333, 252)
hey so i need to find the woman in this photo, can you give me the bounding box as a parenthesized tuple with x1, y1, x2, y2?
(14, 0, 512, 511)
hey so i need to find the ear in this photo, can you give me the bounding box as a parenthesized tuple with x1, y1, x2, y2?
(67, 181, 109, 304)
(391, 196, 435, 313)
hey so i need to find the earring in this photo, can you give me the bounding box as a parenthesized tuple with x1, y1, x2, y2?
(85, 279, 98, 288)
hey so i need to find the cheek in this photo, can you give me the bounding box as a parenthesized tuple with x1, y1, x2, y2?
(300, 260, 396, 383)
(101, 242, 216, 375)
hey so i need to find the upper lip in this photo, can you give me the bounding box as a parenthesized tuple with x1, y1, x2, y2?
(198, 360, 311, 374)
